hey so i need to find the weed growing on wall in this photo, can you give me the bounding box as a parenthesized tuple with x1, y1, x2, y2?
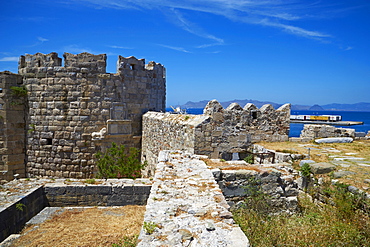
(10, 85, 27, 97)
(16, 202, 26, 211)
(95, 142, 147, 179)
(143, 222, 157, 235)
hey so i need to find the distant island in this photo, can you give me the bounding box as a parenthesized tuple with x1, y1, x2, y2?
(176, 99, 370, 112)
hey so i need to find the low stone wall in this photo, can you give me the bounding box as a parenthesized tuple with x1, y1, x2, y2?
(45, 180, 150, 206)
(300, 124, 355, 140)
(138, 151, 250, 246)
(0, 186, 47, 243)
(0, 178, 152, 243)
(213, 167, 299, 214)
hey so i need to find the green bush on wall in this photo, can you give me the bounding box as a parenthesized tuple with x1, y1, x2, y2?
(95, 142, 147, 179)
(10, 85, 27, 97)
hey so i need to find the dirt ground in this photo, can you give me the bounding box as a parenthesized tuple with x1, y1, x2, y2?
(10, 205, 145, 247)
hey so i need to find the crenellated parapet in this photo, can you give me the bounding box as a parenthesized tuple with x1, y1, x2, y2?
(117, 55, 165, 78)
(19, 52, 62, 70)
(204, 99, 290, 129)
(199, 100, 290, 158)
(18, 52, 107, 77)
(17, 52, 166, 79)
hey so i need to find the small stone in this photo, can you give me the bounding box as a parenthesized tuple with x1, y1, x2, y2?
(348, 186, 359, 194)
(299, 160, 315, 167)
(188, 209, 196, 214)
(206, 221, 216, 231)
(211, 211, 219, 217)
(219, 211, 233, 219)
(178, 229, 193, 240)
(332, 170, 355, 179)
(194, 209, 207, 217)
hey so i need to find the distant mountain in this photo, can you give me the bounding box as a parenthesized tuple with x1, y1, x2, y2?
(321, 102, 370, 112)
(178, 99, 370, 112)
(309, 104, 324, 111)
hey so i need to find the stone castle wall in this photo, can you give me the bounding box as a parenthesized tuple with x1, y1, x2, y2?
(1, 52, 166, 179)
(141, 100, 290, 174)
(0, 72, 27, 180)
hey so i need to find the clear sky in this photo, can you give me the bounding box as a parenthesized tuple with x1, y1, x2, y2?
(1, 0, 369, 107)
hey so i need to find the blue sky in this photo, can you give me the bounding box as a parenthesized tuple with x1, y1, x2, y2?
(1, 0, 369, 107)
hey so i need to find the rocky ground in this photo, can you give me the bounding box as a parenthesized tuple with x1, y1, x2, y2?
(259, 140, 370, 193)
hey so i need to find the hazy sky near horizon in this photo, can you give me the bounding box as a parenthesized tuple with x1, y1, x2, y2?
(1, 0, 369, 106)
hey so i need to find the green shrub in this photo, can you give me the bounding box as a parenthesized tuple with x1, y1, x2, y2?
(243, 154, 254, 164)
(111, 235, 138, 247)
(95, 142, 147, 179)
(84, 179, 96, 184)
(300, 163, 311, 177)
(143, 222, 157, 235)
(10, 85, 27, 97)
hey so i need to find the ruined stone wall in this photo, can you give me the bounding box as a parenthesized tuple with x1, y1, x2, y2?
(213, 168, 299, 214)
(141, 112, 209, 176)
(14, 52, 165, 179)
(199, 100, 290, 159)
(141, 100, 290, 172)
(0, 72, 27, 180)
(300, 124, 355, 141)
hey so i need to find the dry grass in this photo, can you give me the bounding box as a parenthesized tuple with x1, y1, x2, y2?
(11, 206, 145, 247)
(234, 191, 370, 246)
(258, 140, 370, 190)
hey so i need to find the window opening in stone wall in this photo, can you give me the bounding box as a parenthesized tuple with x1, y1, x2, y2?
(46, 138, 52, 145)
(251, 111, 258, 119)
(130, 64, 135, 70)
(0, 88, 2, 93)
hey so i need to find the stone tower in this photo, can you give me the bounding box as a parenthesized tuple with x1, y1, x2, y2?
(0, 52, 166, 179)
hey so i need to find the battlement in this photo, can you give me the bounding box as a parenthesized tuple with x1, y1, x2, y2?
(19, 52, 62, 69)
(203, 99, 290, 122)
(117, 55, 165, 78)
(204, 99, 291, 114)
(18, 52, 165, 77)
(64, 52, 107, 73)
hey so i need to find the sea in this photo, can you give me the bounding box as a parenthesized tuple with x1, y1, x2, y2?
(165, 108, 370, 138)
